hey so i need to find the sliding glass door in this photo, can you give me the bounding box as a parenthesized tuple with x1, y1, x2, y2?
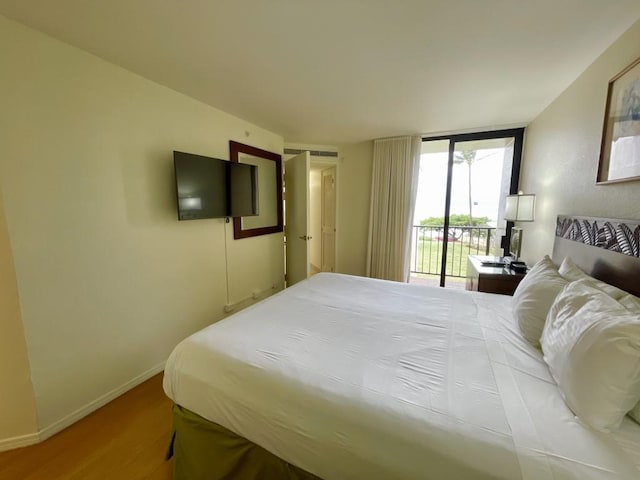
(410, 129, 524, 288)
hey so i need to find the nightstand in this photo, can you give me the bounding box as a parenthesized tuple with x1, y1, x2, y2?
(465, 255, 527, 295)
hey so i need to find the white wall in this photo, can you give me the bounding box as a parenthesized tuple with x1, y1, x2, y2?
(519, 19, 640, 264)
(0, 195, 38, 446)
(0, 15, 284, 435)
(336, 141, 373, 276)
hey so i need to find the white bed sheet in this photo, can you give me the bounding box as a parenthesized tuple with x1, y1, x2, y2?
(163, 273, 640, 480)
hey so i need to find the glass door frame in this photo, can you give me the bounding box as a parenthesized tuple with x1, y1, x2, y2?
(421, 128, 525, 287)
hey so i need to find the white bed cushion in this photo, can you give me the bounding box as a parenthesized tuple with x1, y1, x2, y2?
(559, 257, 640, 424)
(512, 256, 567, 347)
(620, 295, 640, 424)
(558, 257, 628, 300)
(631, 402, 640, 424)
(558, 257, 587, 281)
(541, 279, 640, 432)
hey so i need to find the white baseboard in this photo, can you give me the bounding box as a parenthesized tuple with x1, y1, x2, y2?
(0, 362, 166, 451)
(38, 361, 166, 442)
(0, 432, 40, 453)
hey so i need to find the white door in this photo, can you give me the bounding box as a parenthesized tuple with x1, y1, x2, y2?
(285, 152, 310, 286)
(321, 167, 336, 272)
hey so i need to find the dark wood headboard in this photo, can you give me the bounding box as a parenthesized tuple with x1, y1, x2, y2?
(552, 215, 640, 297)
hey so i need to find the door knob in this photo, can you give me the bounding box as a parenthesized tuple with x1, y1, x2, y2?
(298, 235, 312, 241)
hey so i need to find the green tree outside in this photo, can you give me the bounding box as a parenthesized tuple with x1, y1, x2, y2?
(413, 214, 495, 278)
(419, 214, 490, 227)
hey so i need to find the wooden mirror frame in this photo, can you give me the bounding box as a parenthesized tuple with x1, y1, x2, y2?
(229, 140, 283, 239)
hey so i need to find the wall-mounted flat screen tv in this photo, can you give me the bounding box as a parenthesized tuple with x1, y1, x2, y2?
(173, 151, 258, 220)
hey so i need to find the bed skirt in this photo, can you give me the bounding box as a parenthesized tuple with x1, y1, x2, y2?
(170, 404, 321, 480)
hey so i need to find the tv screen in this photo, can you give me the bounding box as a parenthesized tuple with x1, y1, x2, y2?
(173, 151, 259, 220)
(229, 162, 258, 217)
(174, 151, 227, 220)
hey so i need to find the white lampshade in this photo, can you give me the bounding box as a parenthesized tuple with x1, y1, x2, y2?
(504, 194, 535, 222)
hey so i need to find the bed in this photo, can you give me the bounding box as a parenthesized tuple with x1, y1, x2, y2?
(163, 215, 640, 479)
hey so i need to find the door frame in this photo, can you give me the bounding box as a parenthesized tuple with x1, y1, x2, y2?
(422, 128, 525, 287)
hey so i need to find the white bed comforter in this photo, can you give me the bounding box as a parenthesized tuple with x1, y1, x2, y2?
(163, 273, 640, 479)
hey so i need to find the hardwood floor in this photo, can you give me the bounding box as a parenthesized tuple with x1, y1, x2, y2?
(0, 374, 173, 480)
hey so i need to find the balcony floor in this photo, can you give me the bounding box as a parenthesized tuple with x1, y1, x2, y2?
(409, 273, 467, 290)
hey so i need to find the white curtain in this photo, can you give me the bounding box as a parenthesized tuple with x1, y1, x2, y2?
(366, 136, 421, 282)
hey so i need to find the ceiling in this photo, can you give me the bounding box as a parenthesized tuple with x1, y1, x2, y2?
(1, 1, 639, 145)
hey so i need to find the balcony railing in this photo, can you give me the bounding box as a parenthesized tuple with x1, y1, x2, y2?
(410, 225, 496, 278)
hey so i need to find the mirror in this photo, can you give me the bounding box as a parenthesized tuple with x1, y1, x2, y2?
(230, 141, 283, 239)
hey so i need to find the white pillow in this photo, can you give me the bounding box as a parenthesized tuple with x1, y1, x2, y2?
(512, 256, 567, 347)
(559, 257, 640, 424)
(540, 279, 640, 432)
(558, 257, 589, 282)
(630, 401, 640, 424)
(620, 295, 640, 424)
(558, 257, 628, 300)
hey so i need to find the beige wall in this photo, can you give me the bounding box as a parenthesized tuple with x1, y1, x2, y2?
(0, 195, 38, 444)
(0, 15, 283, 435)
(519, 19, 640, 264)
(336, 141, 373, 276)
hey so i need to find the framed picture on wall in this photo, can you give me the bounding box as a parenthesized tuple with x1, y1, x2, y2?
(597, 56, 640, 184)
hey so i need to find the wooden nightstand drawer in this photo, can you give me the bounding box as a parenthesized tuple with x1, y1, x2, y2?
(466, 255, 526, 296)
